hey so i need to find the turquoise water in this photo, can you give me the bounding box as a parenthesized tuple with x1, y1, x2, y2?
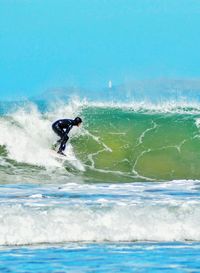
(1, 243, 200, 272)
(0, 98, 200, 271)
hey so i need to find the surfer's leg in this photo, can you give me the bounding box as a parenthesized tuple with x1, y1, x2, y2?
(52, 124, 65, 146)
(52, 123, 64, 136)
(58, 133, 69, 153)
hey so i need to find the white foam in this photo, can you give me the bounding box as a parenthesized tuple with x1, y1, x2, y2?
(0, 201, 200, 245)
(0, 180, 199, 245)
(29, 194, 43, 199)
(80, 99, 200, 114)
(0, 101, 85, 170)
(195, 118, 200, 128)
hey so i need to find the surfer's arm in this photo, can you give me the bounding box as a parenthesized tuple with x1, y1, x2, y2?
(64, 127, 71, 135)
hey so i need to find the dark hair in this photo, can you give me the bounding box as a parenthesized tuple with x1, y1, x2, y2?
(74, 116, 82, 125)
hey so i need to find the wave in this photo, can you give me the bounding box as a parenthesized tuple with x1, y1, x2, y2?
(0, 98, 200, 183)
(0, 196, 200, 245)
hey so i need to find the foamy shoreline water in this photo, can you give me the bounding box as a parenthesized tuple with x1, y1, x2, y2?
(0, 180, 199, 246)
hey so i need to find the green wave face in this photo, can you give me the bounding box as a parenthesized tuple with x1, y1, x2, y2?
(73, 107, 200, 182)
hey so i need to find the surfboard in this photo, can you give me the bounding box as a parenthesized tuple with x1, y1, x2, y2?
(50, 145, 85, 171)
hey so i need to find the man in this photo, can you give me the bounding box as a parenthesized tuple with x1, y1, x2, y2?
(52, 116, 82, 156)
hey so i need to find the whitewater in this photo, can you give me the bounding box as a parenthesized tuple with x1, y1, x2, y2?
(1, 97, 200, 272)
(0, 180, 200, 245)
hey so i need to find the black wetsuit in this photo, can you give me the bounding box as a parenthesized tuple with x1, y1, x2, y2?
(52, 119, 75, 152)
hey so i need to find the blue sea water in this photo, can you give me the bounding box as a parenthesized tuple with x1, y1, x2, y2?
(0, 94, 200, 272)
(0, 181, 200, 272)
(1, 242, 200, 272)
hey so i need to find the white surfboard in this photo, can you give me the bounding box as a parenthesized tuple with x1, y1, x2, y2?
(50, 144, 85, 171)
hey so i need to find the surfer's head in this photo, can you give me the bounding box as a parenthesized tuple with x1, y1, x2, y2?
(74, 117, 82, 127)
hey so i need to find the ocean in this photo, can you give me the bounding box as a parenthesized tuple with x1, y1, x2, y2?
(0, 96, 200, 272)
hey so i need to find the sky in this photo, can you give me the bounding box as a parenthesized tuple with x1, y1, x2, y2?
(0, 0, 200, 100)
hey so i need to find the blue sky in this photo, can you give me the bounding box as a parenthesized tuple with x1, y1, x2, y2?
(0, 0, 200, 99)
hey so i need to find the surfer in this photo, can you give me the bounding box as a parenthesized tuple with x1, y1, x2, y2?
(52, 117, 82, 156)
